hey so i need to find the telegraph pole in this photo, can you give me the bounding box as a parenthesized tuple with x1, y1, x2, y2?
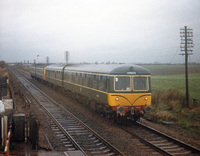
(46, 56, 49, 64)
(65, 51, 69, 64)
(180, 26, 193, 107)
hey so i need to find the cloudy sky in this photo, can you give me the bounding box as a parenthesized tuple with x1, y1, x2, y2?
(0, 0, 200, 64)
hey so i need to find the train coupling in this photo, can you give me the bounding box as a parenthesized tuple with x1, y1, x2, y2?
(131, 107, 140, 115)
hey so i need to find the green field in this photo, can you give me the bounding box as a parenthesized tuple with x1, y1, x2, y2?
(141, 64, 200, 100)
(151, 74, 200, 100)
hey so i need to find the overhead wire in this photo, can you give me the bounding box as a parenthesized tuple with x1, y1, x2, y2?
(169, 48, 180, 64)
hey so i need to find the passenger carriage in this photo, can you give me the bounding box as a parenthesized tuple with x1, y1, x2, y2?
(62, 64, 151, 122)
(31, 63, 151, 123)
(30, 64, 47, 81)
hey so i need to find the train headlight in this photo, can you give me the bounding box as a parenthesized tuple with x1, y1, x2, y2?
(144, 96, 148, 101)
(115, 97, 119, 101)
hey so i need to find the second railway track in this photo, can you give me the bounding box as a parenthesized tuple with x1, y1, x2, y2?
(121, 121, 200, 155)
(10, 67, 123, 156)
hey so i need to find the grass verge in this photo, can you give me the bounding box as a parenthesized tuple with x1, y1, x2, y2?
(144, 90, 200, 134)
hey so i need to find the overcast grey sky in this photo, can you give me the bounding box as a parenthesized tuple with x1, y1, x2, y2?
(0, 0, 200, 64)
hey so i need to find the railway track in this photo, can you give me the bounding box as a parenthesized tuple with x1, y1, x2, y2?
(10, 67, 123, 156)
(121, 121, 200, 155)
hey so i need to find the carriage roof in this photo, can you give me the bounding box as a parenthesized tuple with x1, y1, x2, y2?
(45, 64, 150, 75)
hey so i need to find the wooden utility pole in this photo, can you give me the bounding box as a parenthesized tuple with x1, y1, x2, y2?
(46, 56, 49, 64)
(65, 51, 69, 64)
(180, 26, 193, 107)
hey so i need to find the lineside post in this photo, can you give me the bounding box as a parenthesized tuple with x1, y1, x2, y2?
(180, 26, 193, 107)
(3, 124, 12, 156)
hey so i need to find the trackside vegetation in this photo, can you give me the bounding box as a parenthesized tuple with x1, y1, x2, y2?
(142, 64, 200, 134)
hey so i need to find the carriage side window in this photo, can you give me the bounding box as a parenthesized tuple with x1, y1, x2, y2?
(75, 73, 78, 83)
(99, 76, 104, 91)
(84, 74, 88, 86)
(79, 73, 82, 85)
(88, 75, 92, 87)
(104, 76, 108, 92)
(67, 72, 70, 81)
(93, 75, 97, 89)
(59, 71, 61, 79)
(115, 76, 131, 91)
(72, 73, 75, 83)
(51, 70, 53, 77)
(66, 72, 68, 80)
(76, 73, 81, 84)
(98, 76, 107, 91)
(133, 76, 148, 91)
(64, 73, 67, 80)
(68, 72, 72, 82)
(66, 72, 69, 81)
(82, 74, 85, 85)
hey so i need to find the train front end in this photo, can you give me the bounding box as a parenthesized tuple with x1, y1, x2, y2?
(108, 92, 151, 122)
(108, 65, 151, 123)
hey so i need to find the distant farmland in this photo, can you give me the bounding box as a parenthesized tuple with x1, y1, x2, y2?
(141, 64, 200, 100)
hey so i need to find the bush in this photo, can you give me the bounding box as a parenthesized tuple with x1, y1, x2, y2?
(152, 90, 185, 110)
(146, 90, 200, 134)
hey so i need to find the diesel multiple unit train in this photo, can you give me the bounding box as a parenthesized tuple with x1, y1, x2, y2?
(30, 63, 151, 124)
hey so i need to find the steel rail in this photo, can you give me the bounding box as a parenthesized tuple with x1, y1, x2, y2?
(10, 69, 86, 154)
(120, 121, 200, 156)
(44, 93, 123, 156)
(40, 102, 85, 153)
(120, 126, 173, 156)
(136, 121, 200, 155)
